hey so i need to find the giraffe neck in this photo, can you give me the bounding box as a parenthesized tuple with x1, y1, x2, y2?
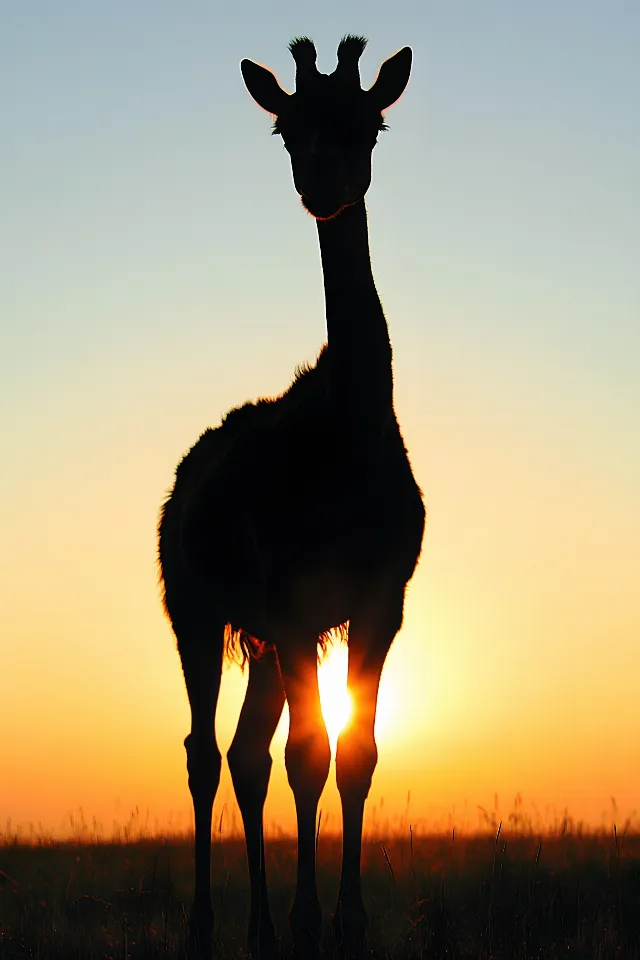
(316, 199, 393, 441)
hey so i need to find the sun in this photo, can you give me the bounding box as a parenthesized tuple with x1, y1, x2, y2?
(318, 645, 352, 751)
(317, 645, 395, 751)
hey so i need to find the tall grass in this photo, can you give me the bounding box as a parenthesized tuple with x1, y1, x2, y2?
(2, 799, 640, 957)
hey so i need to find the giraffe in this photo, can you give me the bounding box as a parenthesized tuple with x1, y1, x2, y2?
(158, 35, 425, 960)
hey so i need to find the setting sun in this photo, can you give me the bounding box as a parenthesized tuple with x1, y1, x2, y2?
(317, 644, 395, 750)
(318, 645, 352, 750)
(3, 0, 640, 868)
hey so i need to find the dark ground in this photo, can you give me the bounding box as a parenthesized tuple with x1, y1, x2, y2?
(2, 827, 640, 958)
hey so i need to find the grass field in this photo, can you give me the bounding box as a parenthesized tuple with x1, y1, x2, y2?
(2, 818, 640, 959)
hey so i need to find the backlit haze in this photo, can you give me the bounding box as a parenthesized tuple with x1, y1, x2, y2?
(2, 2, 639, 838)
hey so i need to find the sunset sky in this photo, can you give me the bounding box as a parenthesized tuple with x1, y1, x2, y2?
(2, 1, 639, 837)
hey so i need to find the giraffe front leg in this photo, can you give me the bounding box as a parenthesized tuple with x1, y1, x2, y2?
(177, 620, 224, 960)
(278, 643, 331, 960)
(185, 730, 220, 960)
(333, 588, 405, 957)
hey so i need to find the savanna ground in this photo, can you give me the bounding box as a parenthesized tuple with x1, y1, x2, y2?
(2, 803, 640, 959)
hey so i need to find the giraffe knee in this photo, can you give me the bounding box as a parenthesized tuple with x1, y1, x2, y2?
(335, 728, 378, 802)
(185, 732, 222, 801)
(285, 729, 331, 804)
(228, 737, 273, 809)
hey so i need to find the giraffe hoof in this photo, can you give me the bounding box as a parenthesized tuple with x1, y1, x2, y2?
(290, 897, 322, 960)
(188, 904, 214, 960)
(248, 920, 278, 960)
(292, 937, 320, 960)
(332, 901, 368, 959)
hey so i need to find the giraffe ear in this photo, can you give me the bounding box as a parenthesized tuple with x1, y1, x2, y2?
(241, 59, 290, 116)
(369, 47, 412, 111)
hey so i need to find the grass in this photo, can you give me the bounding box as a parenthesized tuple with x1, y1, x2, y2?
(2, 816, 640, 958)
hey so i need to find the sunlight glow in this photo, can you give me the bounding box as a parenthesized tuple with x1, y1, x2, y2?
(374, 680, 394, 741)
(318, 645, 352, 751)
(317, 644, 395, 751)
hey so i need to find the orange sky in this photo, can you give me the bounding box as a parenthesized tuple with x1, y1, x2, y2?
(2, 4, 639, 838)
(3, 397, 639, 837)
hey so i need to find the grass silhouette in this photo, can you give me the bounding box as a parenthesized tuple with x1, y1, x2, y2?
(2, 801, 640, 958)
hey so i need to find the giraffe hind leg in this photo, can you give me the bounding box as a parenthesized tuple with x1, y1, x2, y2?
(278, 641, 332, 960)
(228, 646, 286, 959)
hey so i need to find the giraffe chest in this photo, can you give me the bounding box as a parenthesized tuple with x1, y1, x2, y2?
(179, 396, 425, 624)
(238, 460, 423, 639)
(247, 429, 422, 580)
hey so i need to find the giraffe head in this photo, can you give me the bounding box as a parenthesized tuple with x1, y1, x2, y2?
(241, 36, 412, 220)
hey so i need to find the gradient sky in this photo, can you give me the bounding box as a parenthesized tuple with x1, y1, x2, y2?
(1, 1, 639, 837)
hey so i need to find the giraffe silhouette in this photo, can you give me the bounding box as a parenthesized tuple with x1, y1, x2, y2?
(158, 35, 425, 960)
